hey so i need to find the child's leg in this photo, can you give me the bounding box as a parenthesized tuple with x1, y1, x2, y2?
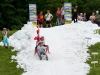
(43, 51, 48, 60)
(37, 51, 41, 56)
(34, 46, 38, 55)
(6, 38, 9, 48)
(43, 51, 47, 55)
(46, 45, 50, 53)
(3, 38, 6, 47)
(34, 49, 37, 55)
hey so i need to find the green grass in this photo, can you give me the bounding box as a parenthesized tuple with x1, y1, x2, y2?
(94, 29, 100, 34)
(87, 42, 100, 75)
(0, 30, 24, 75)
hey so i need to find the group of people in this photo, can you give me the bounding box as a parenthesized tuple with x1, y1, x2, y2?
(37, 6, 64, 28)
(56, 7, 64, 26)
(34, 36, 50, 60)
(73, 5, 87, 22)
(73, 5, 100, 27)
(77, 13, 87, 21)
(77, 11, 100, 26)
(89, 11, 100, 26)
(1, 27, 49, 60)
(37, 10, 53, 28)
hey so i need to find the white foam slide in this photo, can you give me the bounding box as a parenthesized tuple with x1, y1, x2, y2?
(0, 21, 100, 75)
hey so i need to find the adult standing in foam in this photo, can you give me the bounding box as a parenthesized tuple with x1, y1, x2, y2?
(2, 28, 10, 48)
(83, 13, 87, 21)
(44, 10, 53, 27)
(37, 11, 44, 28)
(73, 5, 78, 23)
(78, 13, 83, 21)
(95, 11, 100, 26)
(89, 12, 95, 23)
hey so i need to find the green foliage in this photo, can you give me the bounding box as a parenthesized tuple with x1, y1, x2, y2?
(94, 29, 100, 34)
(0, 46, 24, 75)
(87, 42, 100, 75)
(0, 0, 100, 29)
(0, 30, 24, 75)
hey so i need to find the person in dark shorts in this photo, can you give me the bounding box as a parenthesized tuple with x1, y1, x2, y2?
(73, 5, 78, 23)
(44, 10, 53, 27)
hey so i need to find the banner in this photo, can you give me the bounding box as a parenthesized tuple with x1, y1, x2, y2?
(29, 4, 37, 26)
(64, 2, 72, 24)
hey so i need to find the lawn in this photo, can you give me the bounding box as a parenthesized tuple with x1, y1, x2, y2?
(0, 30, 24, 75)
(87, 42, 100, 75)
(87, 29, 100, 75)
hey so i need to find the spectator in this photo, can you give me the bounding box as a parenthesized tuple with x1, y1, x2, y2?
(73, 5, 78, 23)
(44, 10, 53, 27)
(83, 13, 87, 21)
(2, 28, 10, 48)
(89, 12, 95, 23)
(95, 10, 100, 26)
(56, 7, 61, 18)
(37, 11, 44, 28)
(78, 13, 83, 21)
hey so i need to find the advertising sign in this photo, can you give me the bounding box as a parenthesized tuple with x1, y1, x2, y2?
(64, 2, 72, 24)
(29, 4, 37, 26)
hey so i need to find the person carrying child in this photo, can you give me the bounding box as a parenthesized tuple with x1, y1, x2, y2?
(37, 42, 48, 60)
(40, 36, 50, 54)
(34, 36, 50, 55)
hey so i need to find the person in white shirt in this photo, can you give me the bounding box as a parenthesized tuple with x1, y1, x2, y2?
(2, 28, 10, 48)
(44, 10, 53, 27)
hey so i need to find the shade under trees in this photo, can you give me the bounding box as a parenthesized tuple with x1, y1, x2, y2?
(0, 0, 100, 30)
